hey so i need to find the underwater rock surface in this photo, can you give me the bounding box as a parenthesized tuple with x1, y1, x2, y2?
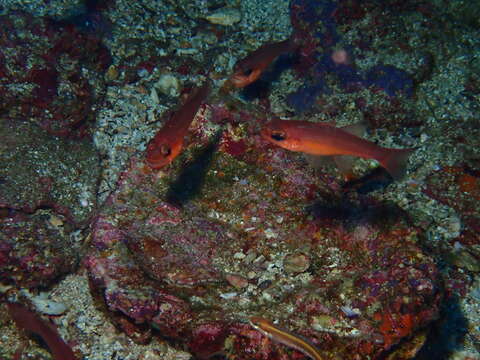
(0, 120, 100, 224)
(0, 211, 79, 289)
(0, 119, 100, 288)
(86, 103, 442, 359)
(0, 11, 109, 137)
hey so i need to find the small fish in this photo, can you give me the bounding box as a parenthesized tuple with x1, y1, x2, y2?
(7, 302, 77, 360)
(146, 83, 210, 169)
(261, 119, 414, 179)
(230, 38, 297, 88)
(249, 316, 324, 360)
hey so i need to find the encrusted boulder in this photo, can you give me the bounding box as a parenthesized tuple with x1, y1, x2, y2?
(85, 102, 442, 359)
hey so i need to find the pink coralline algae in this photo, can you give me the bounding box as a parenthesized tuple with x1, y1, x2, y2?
(0, 11, 110, 137)
(85, 98, 442, 359)
(0, 212, 78, 288)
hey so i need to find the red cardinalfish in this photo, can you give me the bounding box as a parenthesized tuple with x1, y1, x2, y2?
(146, 83, 210, 169)
(249, 316, 324, 360)
(261, 119, 414, 179)
(230, 38, 298, 88)
(7, 302, 77, 360)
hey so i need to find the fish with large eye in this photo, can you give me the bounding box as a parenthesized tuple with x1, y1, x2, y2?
(159, 144, 172, 157)
(230, 37, 298, 89)
(146, 83, 210, 169)
(270, 131, 287, 142)
(261, 119, 414, 180)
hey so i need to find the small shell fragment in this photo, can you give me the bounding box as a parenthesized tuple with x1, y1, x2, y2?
(225, 274, 249, 289)
(205, 8, 241, 26)
(155, 74, 180, 97)
(283, 252, 310, 274)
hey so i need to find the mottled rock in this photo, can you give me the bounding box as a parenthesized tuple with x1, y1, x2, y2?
(282, 252, 310, 274)
(155, 74, 181, 97)
(0, 120, 100, 225)
(424, 166, 480, 269)
(85, 99, 442, 359)
(0, 211, 79, 288)
(225, 274, 249, 289)
(0, 11, 109, 137)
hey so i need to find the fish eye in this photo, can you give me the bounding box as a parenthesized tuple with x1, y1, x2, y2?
(271, 131, 286, 141)
(160, 145, 172, 157)
(243, 68, 253, 76)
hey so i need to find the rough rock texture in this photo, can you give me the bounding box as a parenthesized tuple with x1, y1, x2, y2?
(0, 120, 100, 225)
(0, 119, 100, 288)
(85, 102, 442, 359)
(2, 0, 480, 358)
(0, 11, 110, 137)
(0, 210, 79, 289)
(424, 166, 480, 273)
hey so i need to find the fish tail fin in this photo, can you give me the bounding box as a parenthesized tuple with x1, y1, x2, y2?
(378, 148, 415, 180)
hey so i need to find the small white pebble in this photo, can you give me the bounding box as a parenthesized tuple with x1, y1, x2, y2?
(262, 292, 272, 301)
(233, 252, 246, 260)
(264, 228, 277, 239)
(220, 292, 237, 299)
(205, 7, 241, 26)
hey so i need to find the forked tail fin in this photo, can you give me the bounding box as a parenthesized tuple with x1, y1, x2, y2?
(378, 148, 415, 180)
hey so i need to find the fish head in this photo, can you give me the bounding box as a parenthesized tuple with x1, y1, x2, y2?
(146, 138, 181, 169)
(261, 119, 302, 151)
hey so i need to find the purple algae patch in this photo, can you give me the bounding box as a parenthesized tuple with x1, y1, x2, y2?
(365, 64, 414, 97)
(286, 81, 327, 113)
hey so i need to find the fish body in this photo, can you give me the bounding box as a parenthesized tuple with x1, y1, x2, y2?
(231, 39, 296, 88)
(261, 119, 414, 179)
(249, 316, 323, 360)
(7, 302, 77, 360)
(146, 83, 210, 169)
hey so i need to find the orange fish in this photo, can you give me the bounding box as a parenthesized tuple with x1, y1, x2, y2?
(261, 119, 414, 179)
(146, 83, 210, 169)
(230, 38, 297, 88)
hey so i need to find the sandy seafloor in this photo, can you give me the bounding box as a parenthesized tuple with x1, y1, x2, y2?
(0, 0, 479, 359)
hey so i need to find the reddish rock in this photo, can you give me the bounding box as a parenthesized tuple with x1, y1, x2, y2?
(85, 100, 442, 359)
(0, 211, 78, 288)
(0, 11, 109, 137)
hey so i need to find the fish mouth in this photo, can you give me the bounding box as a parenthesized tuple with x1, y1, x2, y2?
(230, 69, 262, 88)
(230, 73, 249, 88)
(145, 157, 169, 170)
(145, 150, 171, 169)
